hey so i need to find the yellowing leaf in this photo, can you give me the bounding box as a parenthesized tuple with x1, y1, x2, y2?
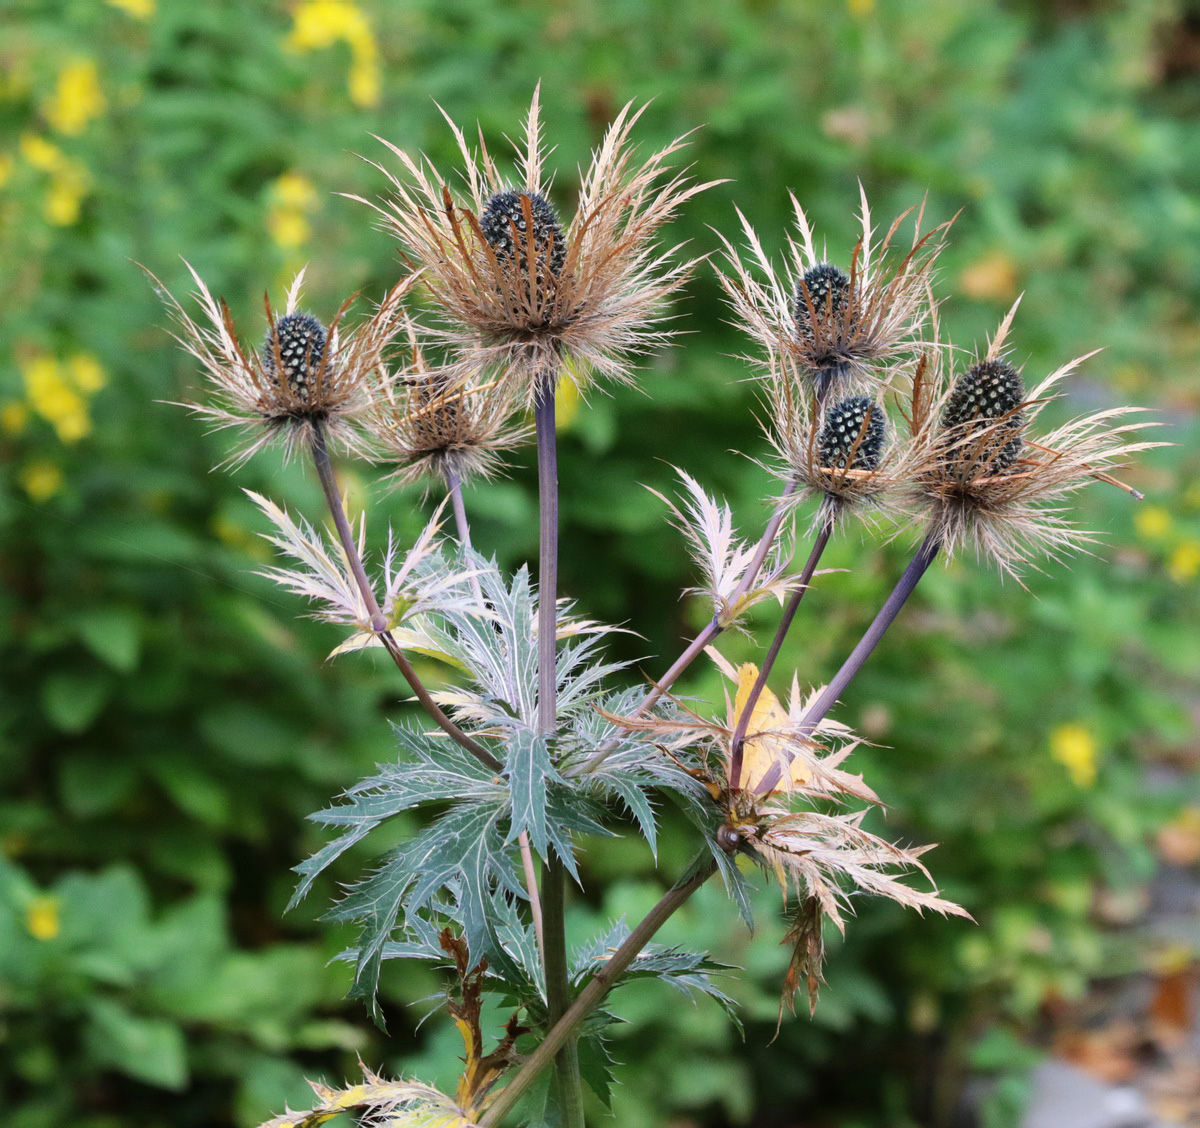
(729, 663, 810, 792)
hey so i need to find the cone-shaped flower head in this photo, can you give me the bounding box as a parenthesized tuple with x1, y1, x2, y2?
(355, 87, 718, 405)
(153, 263, 417, 467)
(479, 189, 567, 281)
(940, 358, 1025, 474)
(263, 312, 329, 403)
(817, 395, 888, 472)
(367, 329, 531, 489)
(794, 263, 852, 347)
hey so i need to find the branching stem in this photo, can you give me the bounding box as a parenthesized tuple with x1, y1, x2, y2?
(478, 855, 717, 1127)
(729, 517, 833, 790)
(754, 531, 941, 794)
(309, 426, 501, 773)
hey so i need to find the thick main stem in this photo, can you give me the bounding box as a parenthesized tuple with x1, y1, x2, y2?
(728, 518, 833, 790)
(533, 380, 582, 1128)
(755, 532, 941, 794)
(478, 855, 717, 1127)
(309, 428, 501, 773)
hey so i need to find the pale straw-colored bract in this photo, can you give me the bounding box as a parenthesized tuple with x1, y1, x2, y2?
(154, 262, 417, 467)
(648, 468, 799, 631)
(900, 300, 1162, 579)
(247, 490, 488, 650)
(351, 87, 721, 403)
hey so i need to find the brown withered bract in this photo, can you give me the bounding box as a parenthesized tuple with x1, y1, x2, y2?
(351, 86, 721, 404)
(367, 325, 531, 490)
(153, 263, 417, 467)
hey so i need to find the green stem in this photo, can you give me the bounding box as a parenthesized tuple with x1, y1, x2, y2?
(479, 855, 717, 1127)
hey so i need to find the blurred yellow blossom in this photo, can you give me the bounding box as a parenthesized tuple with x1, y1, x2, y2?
(267, 171, 318, 250)
(1051, 723, 1098, 789)
(0, 153, 12, 189)
(1, 402, 29, 436)
(286, 0, 381, 108)
(847, 0, 875, 15)
(69, 352, 108, 394)
(1135, 505, 1171, 539)
(555, 370, 582, 431)
(1168, 541, 1200, 584)
(19, 133, 91, 225)
(44, 59, 106, 136)
(20, 350, 106, 443)
(959, 249, 1020, 302)
(26, 895, 61, 940)
(106, 0, 156, 17)
(20, 460, 65, 502)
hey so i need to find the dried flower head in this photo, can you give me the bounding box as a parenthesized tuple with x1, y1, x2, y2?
(607, 650, 967, 1013)
(353, 87, 718, 404)
(153, 262, 416, 466)
(902, 302, 1161, 578)
(368, 327, 531, 489)
(761, 370, 898, 530)
(718, 187, 950, 400)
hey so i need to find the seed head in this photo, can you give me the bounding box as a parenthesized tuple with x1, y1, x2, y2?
(263, 312, 328, 403)
(818, 395, 887, 471)
(940, 359, 1025, 474)
(794, 263, 851, 339)
(479, 190, 566, 279)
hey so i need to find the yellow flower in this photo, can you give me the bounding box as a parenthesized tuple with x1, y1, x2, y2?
(1135, 505, 1171, 540)
(266, 172, 318, 250)
(68, 352, 107, 393)
(19, 460, 65, 502)
(0, 153, 13, 189)
(1, 401, 29, 436)
(1168, 540, 1200, 584)
(20, 132, 65, 173)
(555, 370, 582, 431)
(44, 59, 107, 136)
(27, 895, 61, 940)
(285, 0, 381, 108)
(847, 0, 875, 15)
(21, 352, 92, 443)
(106, 0, 156, 18)
(1050, 723, 1098, 789)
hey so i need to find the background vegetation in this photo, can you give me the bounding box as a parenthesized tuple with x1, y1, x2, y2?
(1, 1, 1197, 1125)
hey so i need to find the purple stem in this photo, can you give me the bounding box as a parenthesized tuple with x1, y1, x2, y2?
(754, 531, 941, 794)
(728, 518, 833, 791)
(309, 427, 501, 773)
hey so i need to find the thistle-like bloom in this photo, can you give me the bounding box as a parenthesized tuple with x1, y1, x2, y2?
(154, 263, 416, 466)
(368, 327, 531, 489)
(353, 88, 717, 403)
(718, 187, 949, 398)
(247, 490, 488, 655)
(763, 370, 897, 529)
(901, 303, 1160, 578)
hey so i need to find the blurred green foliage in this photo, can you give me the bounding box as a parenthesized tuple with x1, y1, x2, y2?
(1, 0, 1198, 1125)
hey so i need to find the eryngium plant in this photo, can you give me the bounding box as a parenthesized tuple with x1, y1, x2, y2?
(158, 93, 1159, 1128)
